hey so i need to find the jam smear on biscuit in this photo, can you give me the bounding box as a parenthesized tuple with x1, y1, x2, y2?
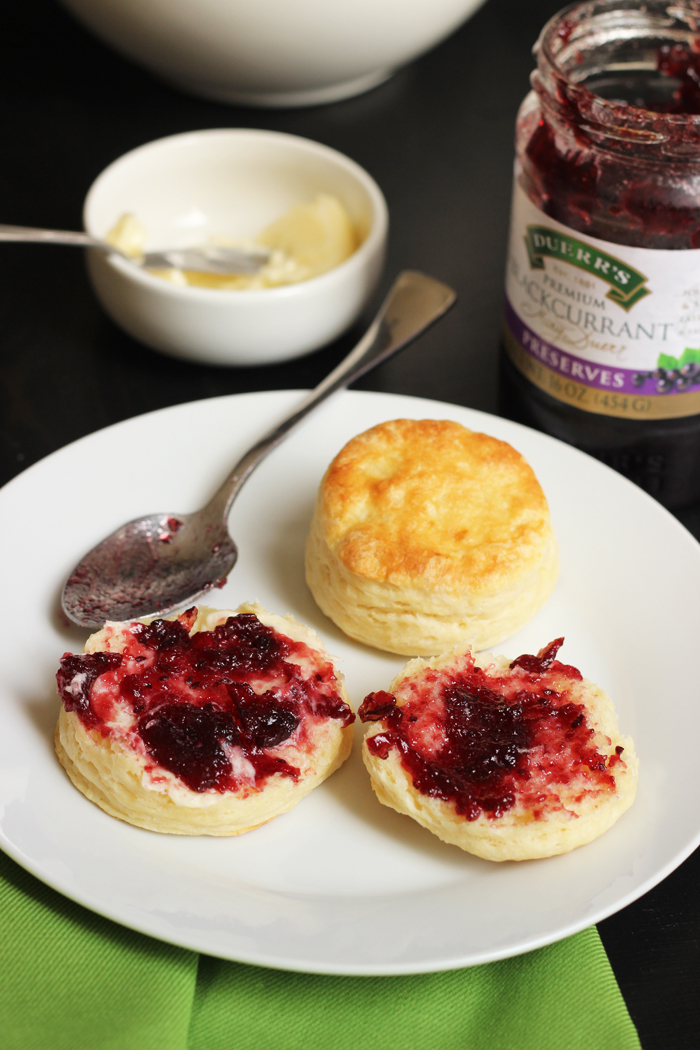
(57, 610, 353, 793)
(360, 640, 617, 821)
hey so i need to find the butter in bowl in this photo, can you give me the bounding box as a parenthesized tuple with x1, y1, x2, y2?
(84, 129, 388, 366)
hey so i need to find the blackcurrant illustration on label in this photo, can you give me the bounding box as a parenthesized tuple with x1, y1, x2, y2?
(634, 352, 700, 393)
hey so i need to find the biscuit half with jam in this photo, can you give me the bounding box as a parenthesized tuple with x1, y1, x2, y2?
(55, 604, 354, 835)
(359, 639, 637, 861)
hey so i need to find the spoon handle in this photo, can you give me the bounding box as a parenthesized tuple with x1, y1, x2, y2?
(0, 224, 267, 274)
(207, 270, 457, 520)
(0, 224, 110, 251)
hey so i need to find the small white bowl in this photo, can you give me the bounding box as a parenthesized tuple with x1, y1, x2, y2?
(83, 129, 388, 366)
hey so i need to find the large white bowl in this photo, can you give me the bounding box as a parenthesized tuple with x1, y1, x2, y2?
(59, 0, 487, 107)
(83, 129, 388, 366)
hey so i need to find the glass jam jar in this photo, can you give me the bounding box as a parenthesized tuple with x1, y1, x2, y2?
(501, 0, 700, 508)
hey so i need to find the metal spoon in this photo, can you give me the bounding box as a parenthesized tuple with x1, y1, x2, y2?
(0, 223, 271, 275)
(62, 270, 457, 628)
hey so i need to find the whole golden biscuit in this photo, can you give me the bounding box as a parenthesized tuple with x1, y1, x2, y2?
(305, 419, 559, 655)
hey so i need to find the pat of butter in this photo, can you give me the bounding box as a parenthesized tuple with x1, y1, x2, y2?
(257, 194, 357, 278)
(105, 195, 358, 289)
(106, 213, 147, 259)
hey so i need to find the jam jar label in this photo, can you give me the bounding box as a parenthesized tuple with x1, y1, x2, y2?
(504, 181, 700, 420)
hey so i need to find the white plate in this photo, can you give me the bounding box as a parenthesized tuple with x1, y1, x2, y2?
(1, 389, 699, 976)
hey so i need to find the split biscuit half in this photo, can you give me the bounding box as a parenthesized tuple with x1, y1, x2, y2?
(359, 639, 638, 862)
(55, 604, 354, 835)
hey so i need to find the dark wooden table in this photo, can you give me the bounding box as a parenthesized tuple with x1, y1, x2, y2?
(1, 2, 698, 1046)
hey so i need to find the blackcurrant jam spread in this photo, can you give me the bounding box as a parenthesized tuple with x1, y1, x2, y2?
(502, 1, 700, 509)
(359, 640, 618, 822)
(57, 609, 354, 794)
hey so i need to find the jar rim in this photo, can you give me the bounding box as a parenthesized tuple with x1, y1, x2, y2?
(537, 0, 700, 131)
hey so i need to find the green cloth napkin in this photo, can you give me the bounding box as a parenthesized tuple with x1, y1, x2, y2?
(0, 850, 640, 1050)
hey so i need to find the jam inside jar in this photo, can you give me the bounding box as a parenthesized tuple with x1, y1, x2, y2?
(501, 0, 700, 509)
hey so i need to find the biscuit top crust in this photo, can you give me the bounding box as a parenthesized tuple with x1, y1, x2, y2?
(56, 607, 354, 795)
(359, 640, 628, 822)
(317, 419, 553, 592)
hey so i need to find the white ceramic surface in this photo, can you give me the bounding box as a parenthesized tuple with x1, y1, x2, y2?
(59, 0, 488, 107)
(83, 130, 388, 365)
(1, 390, 699, 975)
